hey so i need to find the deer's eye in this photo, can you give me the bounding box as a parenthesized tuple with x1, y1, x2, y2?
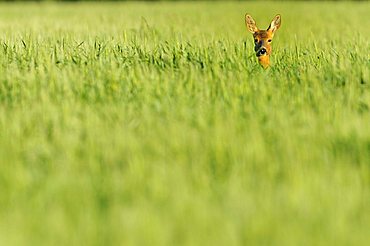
(268, 39, 272, 42)
(254, 39, 258, 43)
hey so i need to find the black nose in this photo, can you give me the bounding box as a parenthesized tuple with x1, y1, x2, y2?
(256, 48, 267, 57)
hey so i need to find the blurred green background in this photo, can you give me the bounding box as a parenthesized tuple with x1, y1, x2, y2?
(0, 0, 368, 2)
(0, 0, 369, 246)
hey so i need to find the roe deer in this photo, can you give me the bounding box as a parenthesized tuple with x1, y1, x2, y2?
(245, 14, 281, 69)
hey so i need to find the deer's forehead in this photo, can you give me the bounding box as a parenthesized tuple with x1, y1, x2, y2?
(254, 31, 272, 39)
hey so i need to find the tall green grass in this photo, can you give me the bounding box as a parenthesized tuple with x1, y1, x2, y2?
(0, 1, 369, 245)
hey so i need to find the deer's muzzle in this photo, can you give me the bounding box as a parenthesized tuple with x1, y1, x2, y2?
(256, 47, 268, 57)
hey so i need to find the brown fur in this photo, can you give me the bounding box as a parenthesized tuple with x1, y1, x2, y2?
(245, 14, 281, 69)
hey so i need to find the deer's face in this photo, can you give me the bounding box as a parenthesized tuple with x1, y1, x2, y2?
(253, 30, 273, 58)
(245, 14, 281, 69)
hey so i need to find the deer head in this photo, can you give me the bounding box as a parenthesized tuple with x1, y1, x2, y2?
(245, 14, 281, 69)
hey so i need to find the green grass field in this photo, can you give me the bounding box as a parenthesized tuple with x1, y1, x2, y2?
(0, 1, 369, 245)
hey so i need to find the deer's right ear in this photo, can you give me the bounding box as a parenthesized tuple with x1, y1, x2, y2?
(267, 14, 281, 34)
(245, 14, 258, 33)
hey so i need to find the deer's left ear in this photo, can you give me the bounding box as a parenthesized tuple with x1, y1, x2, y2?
(245, 14, 259, 33)
(267, 14, 281, 34)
